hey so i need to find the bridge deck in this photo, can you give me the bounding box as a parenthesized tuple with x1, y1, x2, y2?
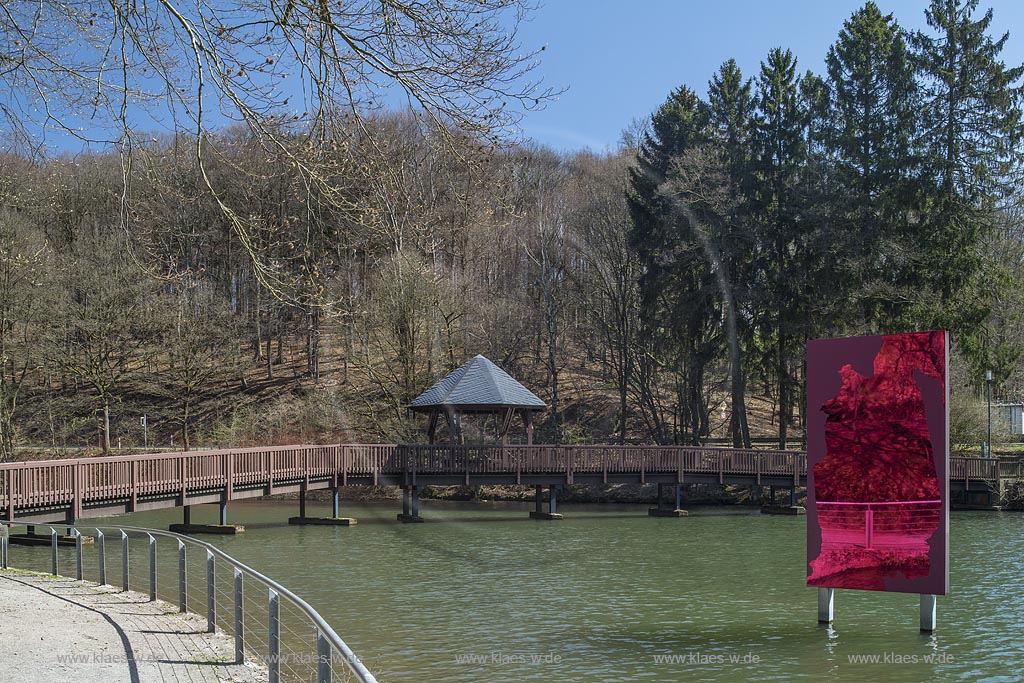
(0, 444, 1011, 523)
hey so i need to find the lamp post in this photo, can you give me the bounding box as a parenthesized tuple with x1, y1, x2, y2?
(985, 370, 993, 456)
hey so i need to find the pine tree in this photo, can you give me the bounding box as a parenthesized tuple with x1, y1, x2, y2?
(707, 59, 755, 447)
(628, 86, 718, 444)
(910, 0, 1024, 369)
(824, 2, 921, 328)
(752, 48, 808, 448)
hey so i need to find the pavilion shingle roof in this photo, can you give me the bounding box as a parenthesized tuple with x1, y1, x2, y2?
(408, 355, 547, 412)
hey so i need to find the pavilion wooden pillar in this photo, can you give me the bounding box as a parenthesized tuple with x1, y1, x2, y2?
(427, 412, 439, 445)
(441, 408, 462, 446)
(498, 408, 514, 446)
(520, 409, 535, 445)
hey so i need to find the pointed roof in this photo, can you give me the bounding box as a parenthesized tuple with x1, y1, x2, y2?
(408, 355, 547, 412)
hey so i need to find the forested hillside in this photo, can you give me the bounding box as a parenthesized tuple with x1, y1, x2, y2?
(0, 0, 1022, 458)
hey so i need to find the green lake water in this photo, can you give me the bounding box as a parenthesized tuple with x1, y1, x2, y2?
(15, 500, 1024, 682)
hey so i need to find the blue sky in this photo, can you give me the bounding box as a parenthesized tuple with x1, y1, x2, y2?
(514, 0, 1024, 152)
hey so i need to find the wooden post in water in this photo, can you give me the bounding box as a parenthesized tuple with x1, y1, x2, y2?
(397, 485, 424, 523)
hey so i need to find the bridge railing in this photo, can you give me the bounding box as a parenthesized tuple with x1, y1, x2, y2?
(398, 444, 808, 482)
(998, 458, 1023, 480)
(949, 456, 1000, 483)
(0, 520, 379, 683)
(0, 445, 1005, 519)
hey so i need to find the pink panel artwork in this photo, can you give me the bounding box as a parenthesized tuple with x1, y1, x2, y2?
(806, 331, 949, 594)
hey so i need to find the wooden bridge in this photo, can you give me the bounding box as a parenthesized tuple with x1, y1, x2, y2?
(0, 444, 1015, 524)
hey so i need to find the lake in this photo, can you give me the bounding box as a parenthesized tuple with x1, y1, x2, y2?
(18, 499, 1024, 682)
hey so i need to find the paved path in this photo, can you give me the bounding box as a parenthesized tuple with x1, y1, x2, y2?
(0, 569, 267, 683)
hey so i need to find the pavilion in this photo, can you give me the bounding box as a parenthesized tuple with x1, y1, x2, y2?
(407, 354, 547, 445)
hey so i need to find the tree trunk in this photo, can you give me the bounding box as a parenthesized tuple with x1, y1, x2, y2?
(778, 330, 788, 450)
(102, 400, 111, 455)
(265, 329, 273, 380)
(725, 299, 751, 449)
(182, 400, 191, 451)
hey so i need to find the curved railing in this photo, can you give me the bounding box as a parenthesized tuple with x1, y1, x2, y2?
(0, 520, 378, 683)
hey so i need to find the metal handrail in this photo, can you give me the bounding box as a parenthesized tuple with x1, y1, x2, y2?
(0, 520, 378, 683)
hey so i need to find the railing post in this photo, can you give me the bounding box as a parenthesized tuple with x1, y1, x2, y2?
(179, 457, 186, 505)
(121, 530, 129, 591)
(178, 539, 187, 612)
(129, 459, 138, 511)
(51, 527, 58, 575)
(97, 529, 106, 585)
(207, 549, 216, 633)
(342, 445, 349, 487)
(864, 507, 874, 549)
(234, 568, 245, 663)
(148, 533, 157, 601)
(74, 528, 83, 580)
(73, 462, 83, 521)
(225, 452, 234, 502)
(5, 471, 14, 521)
(269, 589, 281, 683)
(317, 630, 332, 683)
(268, 451, 275, 495)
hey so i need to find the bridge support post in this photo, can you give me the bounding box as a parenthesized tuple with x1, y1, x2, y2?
(649, 482, 688, 517)
(397, 486, 424, 523)
(817, 587, 834, 624)
(290, 484, 357, 526)
(530, 484, 563, 520)
(790, 488, 798, 507)
(920, 595, 937, 633)
(171, 501, 246, 534)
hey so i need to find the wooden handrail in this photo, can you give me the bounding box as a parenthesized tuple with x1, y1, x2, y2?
(0, 445, 1011, 520)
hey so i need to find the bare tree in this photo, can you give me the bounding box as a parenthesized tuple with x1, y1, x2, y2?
(1, 0, 556, 306)
(157, 281, 239, 450)
(566, 149, 639, 444)
(46, 228, 160, 453)
(0, 210, 47, 459)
